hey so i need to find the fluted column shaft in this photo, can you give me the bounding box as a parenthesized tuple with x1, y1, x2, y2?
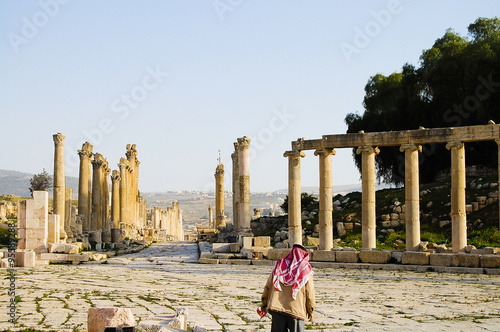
(53, 132, 67, 243)
(284, 150, 305, 246)
(78, 142, 93, 232)
(446, 141, 467, 252)
(315, 148, 335, 250)
(357, 146, 379, 249)
(401, 143, 422, 251)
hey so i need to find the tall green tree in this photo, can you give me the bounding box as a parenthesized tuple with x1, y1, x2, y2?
(345, 17, 500, 185)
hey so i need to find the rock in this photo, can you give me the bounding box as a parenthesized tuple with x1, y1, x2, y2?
(274, 242, 288, 249)
(465, 245, 476, 254)
(344, 222, 353, 230)
(435, 244, 448, 253)
(490, 183, 498, 188)
(439, 220, 450, 228)
(87, 308, 135, 332)
(305, 220, 311, 225)
(387, 229, 395, 234)
(390, 213, 399, 221)
(393, 206, 402, 213)
(381, 214, 390, 221)
(426, 201, 433, 208)
(394, 239, 405, 245)
(477, 196, 487, 205)
(390, 220, 400, 227)
(333, 200, 341, 206)
(336, 222, 346, 237)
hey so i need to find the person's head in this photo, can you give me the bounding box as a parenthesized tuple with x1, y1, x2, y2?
(292, 244, 307, 252)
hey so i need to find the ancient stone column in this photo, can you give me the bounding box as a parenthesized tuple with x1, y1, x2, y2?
(52, 132, 67, 243)
(64, 187, 73, 242)
(118, 158, 129, 226)
(237, 136, 253, 235)
(231, 144, 240, 231)
(111, 170, 121, 243)
(284, 150, 305, 246)
(208, 205, 213, 228)
(315, 148, 335, 251)
(102, 164, 111, 233)
(446, 141, 467, 252)
(126, 144, 138, 227)
(356, 146, 380, 249)
(91, 153, 103, 231)
(215, 159, 226, 228)
(77, 142, 93, 233)
(400, 143, 422, 251)
(496, 139, 500, 231)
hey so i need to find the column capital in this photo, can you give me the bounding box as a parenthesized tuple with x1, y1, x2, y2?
(283, 150, 306, 158)
(237, 136, 251, 149)
(314, 148, 336, 156)
(78, 149, 93, 159)
(53, 132, 65, 146)
(215, 164, 224, 176)
(111, 170, 121, 182)
(399, 143, 422, 153)
(446, 141, 464, 150)
(92, 153, 104, 167)
(356, 146, 380, 155)
(495, 138, 500, 145)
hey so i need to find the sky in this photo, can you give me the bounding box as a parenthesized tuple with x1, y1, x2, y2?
(1, 0, 498, 193)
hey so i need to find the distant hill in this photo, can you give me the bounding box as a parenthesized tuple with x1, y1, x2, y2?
(0, 169, 79, 198)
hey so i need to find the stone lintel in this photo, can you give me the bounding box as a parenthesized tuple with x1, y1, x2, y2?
(291, 124, 500, 151)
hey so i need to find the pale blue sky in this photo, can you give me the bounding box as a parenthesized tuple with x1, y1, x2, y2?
(1, 1, 498, 192)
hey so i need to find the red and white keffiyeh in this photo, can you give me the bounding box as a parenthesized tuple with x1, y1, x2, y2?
(272, 245, 312, 299)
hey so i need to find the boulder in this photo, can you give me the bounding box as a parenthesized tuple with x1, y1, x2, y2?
(87, 308, 135, 332)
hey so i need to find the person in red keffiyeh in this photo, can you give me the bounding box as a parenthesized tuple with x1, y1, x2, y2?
(260, 244, 315, 332)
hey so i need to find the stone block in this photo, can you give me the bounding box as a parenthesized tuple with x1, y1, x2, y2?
(303, 236, 320, 247)
(430, 253, 453, 267)
(228, 259, 251, 265)
(453, 253, 480, 268)
(68, 254, 90, 262)
(90, 253, 108, 261)
(230, 243, 240, 253)
(359, 250, 391, 264)
(198, 258, 219, 264)
(312, 250, 336, 262)
(254, 236, 270, 247)
(15, 250, 36, 268)
(47, 214, 60, 244)
(212, 243, 231, 253)
(402, 252, 430, 265)
(480, 255, 500, 268)
(334, 250, 359, 263)
(87, 307, 135, 332)
(267, 249, 290, 261)
(1, 257, 13, 268)
(242, 237, 253, 249)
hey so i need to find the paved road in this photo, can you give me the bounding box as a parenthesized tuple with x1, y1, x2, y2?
(1, 242, 500, 331)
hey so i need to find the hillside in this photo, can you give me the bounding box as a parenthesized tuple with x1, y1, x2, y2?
(0, 169, 79, 198)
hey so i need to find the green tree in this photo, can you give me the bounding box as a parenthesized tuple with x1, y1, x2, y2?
(281, 193, 318, 213)
(29, 169, 52, 197)
(345, 17, 500, 185)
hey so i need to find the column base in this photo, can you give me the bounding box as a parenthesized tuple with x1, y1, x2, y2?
(111, 228, 122, 243)
(101, 230, 111, 244)
(237, 228, 254, 237)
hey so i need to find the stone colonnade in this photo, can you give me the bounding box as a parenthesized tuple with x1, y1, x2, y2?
(232, 136, 253, 236)
(52, 133, 67, 243)
(285, 124, 500, 252)
(149, 203, 183, 240)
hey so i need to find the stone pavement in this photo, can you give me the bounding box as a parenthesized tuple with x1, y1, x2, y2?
(1, 241, 499, 331)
